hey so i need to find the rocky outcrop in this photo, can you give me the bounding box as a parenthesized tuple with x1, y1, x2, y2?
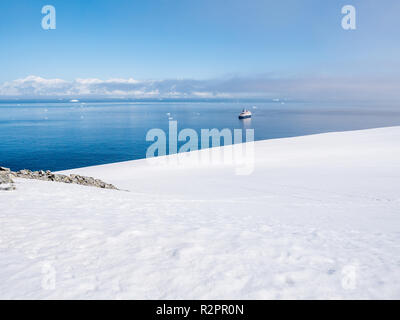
(0, 167, 15, 191)
(0, 167, 118, 190)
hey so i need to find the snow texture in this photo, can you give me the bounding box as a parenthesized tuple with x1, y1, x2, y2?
(1, 127, 400, 299)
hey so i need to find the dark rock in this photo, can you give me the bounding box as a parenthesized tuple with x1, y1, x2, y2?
(18, 169, 31, 176)
(3, 166, 118, 190)
(0, 170, 15, 191)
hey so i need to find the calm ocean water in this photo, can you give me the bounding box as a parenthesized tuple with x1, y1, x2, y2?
(1, 101, 400, 171)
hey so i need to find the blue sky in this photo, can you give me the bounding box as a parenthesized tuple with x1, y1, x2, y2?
(0, 0, 399, 100)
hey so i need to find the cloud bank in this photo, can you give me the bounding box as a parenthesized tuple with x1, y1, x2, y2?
(1, 75, 399, 102)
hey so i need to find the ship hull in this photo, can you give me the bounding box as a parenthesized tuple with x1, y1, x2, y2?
(238, 114, 251, 119)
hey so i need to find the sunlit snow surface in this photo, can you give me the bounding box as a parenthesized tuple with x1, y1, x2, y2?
(1, 127, 400, 299)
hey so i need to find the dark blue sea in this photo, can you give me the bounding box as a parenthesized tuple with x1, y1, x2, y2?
(1, 100, 400, 171)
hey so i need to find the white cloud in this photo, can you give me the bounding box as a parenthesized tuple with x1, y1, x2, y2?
(1, 74, 400, 102)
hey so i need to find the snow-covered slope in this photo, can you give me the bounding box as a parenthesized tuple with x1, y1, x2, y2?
(1, 127, 400, 299)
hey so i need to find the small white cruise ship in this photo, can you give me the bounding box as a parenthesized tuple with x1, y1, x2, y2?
(238, 108, 252, 119)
